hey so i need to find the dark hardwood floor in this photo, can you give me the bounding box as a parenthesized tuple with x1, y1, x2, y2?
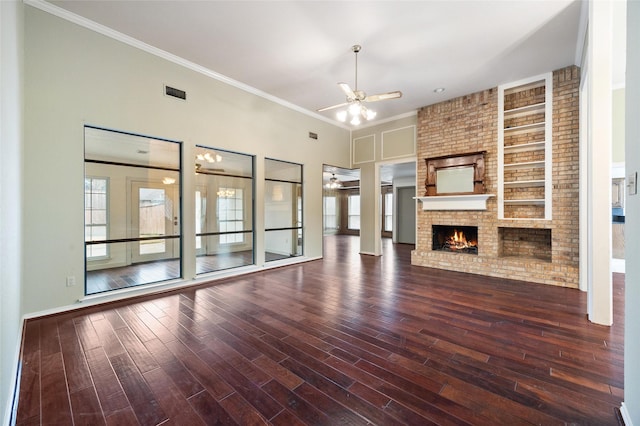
(16, 235, 624, 425)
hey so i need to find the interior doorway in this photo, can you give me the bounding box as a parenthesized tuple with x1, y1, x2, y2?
(322, 164, 361, 255)
(396, 186, 416, 244)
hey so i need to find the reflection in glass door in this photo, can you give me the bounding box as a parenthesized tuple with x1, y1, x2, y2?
(131, 182, 179, 263)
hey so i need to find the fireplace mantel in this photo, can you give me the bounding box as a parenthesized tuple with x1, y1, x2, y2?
(415, 194, 495, 211)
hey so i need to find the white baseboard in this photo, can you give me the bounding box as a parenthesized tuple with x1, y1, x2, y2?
(621, 402, 634, 426)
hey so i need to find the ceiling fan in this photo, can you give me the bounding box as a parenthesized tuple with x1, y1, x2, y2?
(318, 44, 402, 125)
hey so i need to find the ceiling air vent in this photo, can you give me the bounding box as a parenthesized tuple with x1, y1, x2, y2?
(308, 132, 318, 140)
(164, 85, 186, 101)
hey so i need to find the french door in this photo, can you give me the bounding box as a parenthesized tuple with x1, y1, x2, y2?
(131, 181, 180, 263)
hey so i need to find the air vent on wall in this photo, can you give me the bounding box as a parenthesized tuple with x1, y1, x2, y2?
(164, 85, 186, 101)
(308, 132, 318, 140)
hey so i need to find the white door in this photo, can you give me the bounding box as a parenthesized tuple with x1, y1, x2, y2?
(131, 181, 180, 263)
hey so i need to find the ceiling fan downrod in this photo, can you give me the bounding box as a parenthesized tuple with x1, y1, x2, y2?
(352, 44, 361, 92)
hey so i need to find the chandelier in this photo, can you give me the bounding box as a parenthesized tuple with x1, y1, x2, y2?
(217, 188, 235, 198)
(325, 174, 342, 189)
(196, 152, 221, 163)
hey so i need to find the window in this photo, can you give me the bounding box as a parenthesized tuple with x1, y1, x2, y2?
(84, 126, 181, 295)
(265, 158, 303, 261)
(384, 192, 393, 232)
(85, 177, 108, 258)
(194, 146, 254, 275)
(324, 196, 337, 231)
(348, 194, 360, 230)
(218, 188, 244, 244)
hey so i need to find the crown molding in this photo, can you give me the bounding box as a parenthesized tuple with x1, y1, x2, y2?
(23, 0, 350, 130)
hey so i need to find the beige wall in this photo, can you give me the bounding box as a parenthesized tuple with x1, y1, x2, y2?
(351, 115, 417, 255)
(22, 6, 350, 314)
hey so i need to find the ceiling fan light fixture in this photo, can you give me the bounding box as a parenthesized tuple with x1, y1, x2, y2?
(365, 108, 377, 120)
(317, 44, 401, 126)
(325, 173, 342, 189)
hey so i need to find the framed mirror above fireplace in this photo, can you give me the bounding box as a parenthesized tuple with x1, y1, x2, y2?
(424, 151, 486, 196)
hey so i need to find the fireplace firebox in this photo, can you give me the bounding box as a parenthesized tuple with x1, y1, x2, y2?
(432, 225, 478, 254)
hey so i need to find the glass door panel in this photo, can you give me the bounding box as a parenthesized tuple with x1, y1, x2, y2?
(131, 181, 179, 263)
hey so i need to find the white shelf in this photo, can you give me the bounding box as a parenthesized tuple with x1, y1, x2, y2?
(504, 102, 546, 118)
(498, 72, 552, 220)
(504, 199, 545, 205)
(503, 161, 545, 170)
(504, 180, 545, 187)
(415, 194, 495, 211)
(504, 141, 545, 153)
(504, 122, 545, 135)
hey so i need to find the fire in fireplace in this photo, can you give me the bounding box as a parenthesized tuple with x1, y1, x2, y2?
(432, 225, 478, 254)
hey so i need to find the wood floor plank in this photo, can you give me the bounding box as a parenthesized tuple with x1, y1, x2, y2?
(83, 347, 131, 417)
(15, 320, 41, 425)
(69, 386, 106, 426)
(188, 390, 239, 425)
(40, 352, 73, 425)
(15, 236, 624, 425)
(142, 366, 206, 426)
(58, 318, 94, 393)
(195, 347, 284, 419)
(143, 337, 205, 398)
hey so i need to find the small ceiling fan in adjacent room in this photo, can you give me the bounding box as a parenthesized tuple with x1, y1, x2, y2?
(318, 44, 402, 125)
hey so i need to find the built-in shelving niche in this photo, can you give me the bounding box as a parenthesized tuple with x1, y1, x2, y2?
(498, 72, 553, 220)
(498, 227, 552, 262)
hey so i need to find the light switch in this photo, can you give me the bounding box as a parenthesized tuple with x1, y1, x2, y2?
(629, 172, 638, 196)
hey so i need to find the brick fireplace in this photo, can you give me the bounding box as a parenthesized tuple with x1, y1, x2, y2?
(411, 66, 580, 288)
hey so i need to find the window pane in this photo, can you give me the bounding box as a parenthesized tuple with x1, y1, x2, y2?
(85, 126, 182, 295)
(265, 158, 302, 182)
(348, 194, 360, 230)
(348, 216, 360, 230)
(84, 177, 109, 260)
(265, 159, 303, 262)
(384, 192, 393, 232)
(195, 146, 254, 276)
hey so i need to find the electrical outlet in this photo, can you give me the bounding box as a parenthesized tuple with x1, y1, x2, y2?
(66, 276, 76, 287)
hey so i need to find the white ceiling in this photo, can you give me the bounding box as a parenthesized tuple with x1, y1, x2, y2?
(47, 0, 587, 128)
(42, 0, 627, 185)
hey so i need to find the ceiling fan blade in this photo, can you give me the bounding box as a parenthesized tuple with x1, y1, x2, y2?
(364, 91, 402, 102)
(338, 82, 357, 100)
(317, 101, 350, 112)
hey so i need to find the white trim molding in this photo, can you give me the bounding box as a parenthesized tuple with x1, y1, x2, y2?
(621, 402, 634, 426)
